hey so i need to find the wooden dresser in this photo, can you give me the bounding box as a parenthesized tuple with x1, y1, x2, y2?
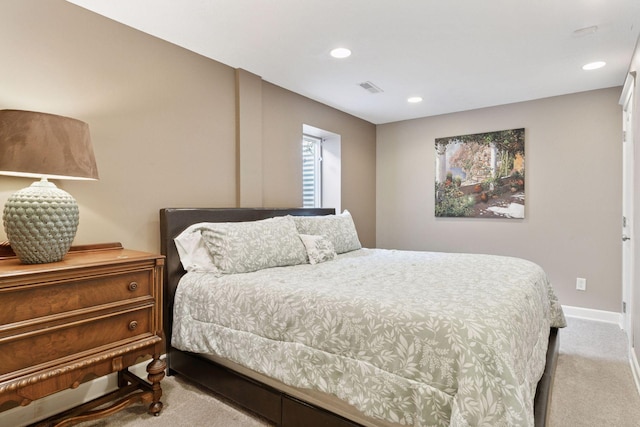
(0, 243, 165, 426)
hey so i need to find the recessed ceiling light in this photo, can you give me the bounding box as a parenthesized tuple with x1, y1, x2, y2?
(582, 61, 606, 71)
(407, 96, 423, 103)
(330, 48, 351, 59)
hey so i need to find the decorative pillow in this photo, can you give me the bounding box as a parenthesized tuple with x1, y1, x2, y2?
(199, 216, 308, 274)
(299, 234, 336, 265)
(174, 223, 219, 273)
(292, 210, 361, 254)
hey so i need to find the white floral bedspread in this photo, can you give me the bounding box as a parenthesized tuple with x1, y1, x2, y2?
(172, 248, 566, 427)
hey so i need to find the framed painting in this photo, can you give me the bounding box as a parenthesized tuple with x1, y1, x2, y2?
(435, 128, 525, 218)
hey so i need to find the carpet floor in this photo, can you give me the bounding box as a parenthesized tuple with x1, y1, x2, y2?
(76, 317, 640, 426)
(548, 317, 640, 426)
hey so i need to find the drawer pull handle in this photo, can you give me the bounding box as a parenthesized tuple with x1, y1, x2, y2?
(128, 321, 138, 331)
(128, 282, 138, 292)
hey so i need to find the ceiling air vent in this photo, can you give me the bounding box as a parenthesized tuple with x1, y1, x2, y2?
(359, 81, 384, 94)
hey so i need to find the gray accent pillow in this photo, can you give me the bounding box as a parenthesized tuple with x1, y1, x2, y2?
(299, 234, 336, 264)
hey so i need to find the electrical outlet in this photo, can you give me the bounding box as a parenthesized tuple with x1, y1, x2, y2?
(576, 277, 587, 291)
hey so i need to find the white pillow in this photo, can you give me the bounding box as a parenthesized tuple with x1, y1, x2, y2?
(292, 210, 361, 254)
(200, 216, 308, 274)
(174, 223, 219, 272)
(299, 234, 336, 265)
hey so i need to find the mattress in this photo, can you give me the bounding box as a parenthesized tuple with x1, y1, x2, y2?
(172, 248, 566, 427)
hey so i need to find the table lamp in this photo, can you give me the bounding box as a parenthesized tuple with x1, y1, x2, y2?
(0, 109, 99, 264)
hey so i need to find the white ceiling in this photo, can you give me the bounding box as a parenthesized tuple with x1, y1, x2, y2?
(65, 0, 640, 124)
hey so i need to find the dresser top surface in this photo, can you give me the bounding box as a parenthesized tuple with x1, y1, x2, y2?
(0, 243, 164, 278)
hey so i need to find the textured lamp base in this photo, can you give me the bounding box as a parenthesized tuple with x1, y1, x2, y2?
(2, 179, 79, 264)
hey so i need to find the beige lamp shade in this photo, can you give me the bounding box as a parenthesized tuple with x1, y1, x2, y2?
(0, 110, 98, 180)
(0, 110, 99, 264)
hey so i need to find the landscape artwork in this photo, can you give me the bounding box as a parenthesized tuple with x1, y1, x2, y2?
(435, 128, 525, 218)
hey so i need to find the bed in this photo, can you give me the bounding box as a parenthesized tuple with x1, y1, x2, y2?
(159, 207, 565, 427)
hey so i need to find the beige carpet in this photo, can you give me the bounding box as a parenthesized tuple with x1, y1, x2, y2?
(77, 317, 640, 426)
(548, 317, 640, 427)
(75, 375, 270, 427)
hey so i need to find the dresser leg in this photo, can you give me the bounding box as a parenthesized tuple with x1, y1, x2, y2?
(146, 356, 166, 416)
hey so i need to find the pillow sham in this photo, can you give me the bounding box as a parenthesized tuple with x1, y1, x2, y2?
(174, 223, 219, 273)
(298, 234, 336, 265)
(292, 210, 361, 254)
(200, 216, 308, 274)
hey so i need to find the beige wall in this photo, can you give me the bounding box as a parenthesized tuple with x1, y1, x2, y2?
(377, 88, 623, 312)
(0, 0, 376, 253)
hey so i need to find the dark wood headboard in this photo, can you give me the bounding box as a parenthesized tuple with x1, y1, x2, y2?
(159, 208, 335, 353)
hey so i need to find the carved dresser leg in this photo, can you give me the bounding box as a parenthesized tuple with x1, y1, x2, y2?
(146, 356, 166, 416)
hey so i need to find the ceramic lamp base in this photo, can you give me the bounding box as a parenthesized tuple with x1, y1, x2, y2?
(2, 178, 79, 264)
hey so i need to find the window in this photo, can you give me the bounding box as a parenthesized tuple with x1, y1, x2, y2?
(302, 125, 341, 211)
(302, 134, 322, 208)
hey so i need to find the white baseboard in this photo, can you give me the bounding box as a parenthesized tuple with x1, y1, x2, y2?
(0, 361, 151, 427)
(562, 305, 623, 327)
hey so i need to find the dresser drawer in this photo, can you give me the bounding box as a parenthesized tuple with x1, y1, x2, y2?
(0, 306, 153, 375)
(0, 270, 152, 325)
